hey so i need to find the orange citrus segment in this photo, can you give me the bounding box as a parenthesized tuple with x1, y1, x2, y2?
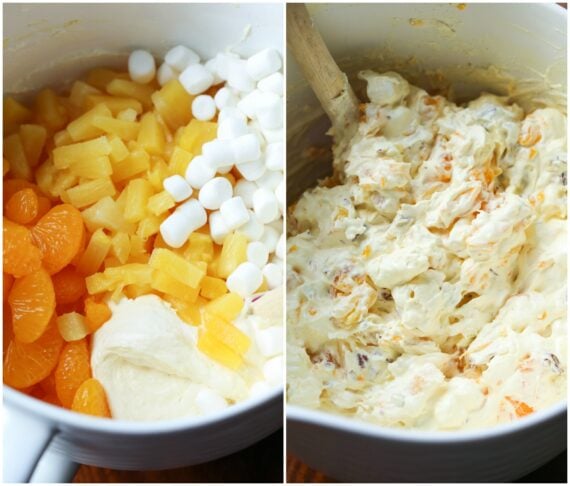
(71, 378, 111, 418)
(6, 188, 39, 225)
(3, 218, 43, 278)
(55, 339, 92, 408)
(84, 297, 112, 332)
(52, 266, 87, 305)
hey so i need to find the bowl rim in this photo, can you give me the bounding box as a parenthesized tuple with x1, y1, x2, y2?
(4, 385, 282, 434)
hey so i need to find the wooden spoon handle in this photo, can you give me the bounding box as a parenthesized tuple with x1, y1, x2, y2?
(287, 3, 359, 131)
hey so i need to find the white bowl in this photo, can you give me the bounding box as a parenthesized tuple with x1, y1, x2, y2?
(286, 3, 566, 482)
(3, 3, 283, 482)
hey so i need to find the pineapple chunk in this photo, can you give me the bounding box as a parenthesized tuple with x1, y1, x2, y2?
(137, 113, 166, 155)
(168, 146, 192, 176)
(34, 89, 68, 131)
(4, 97, 33, 135)
(147, 190, 175, 216)
(65, 177, 116, 208)
(104, 256, 122, 268)
(53, 136, 111, 169)
(85, 68, 129, 90)
(50, 170, 79, 199)
(184, 232, 215, 263)
(137, 215, 163, 239)
(81, 196, 134, 233)
(124, 283, 153, 299)
(217, 232, 248, 279)
(197, 330, 242, 370)
(164, 295, 206, 325)
(57, 312, 90, 341)
(200, 276, 228, 300)
(147, 157, 170, 191)
(105, 263, 153, 286)
(85, 272, 116, 294)
(151, 270, 199, 302)
(4, 133, 32, 181)
(129, 234, 149, 262)
(68, 155, 113, 179)
(77, 228, 112, 275)
(92, 115, 140, 141)
(53, 129, 73, 147)
(151, 79, 193, 131)
(177, 120, 217, 154)
(108, 135, 129, 163)
(69, 80, 101, 108)
(106, 79, 154, 110)
(204, 293, 244, 322)
(19, 124, 47, 167)
(111, 147, 150, 182)
(110, 232, 131, 264)
(66, 103, 111, 142)
(148, 248, 206, 288)
(117, 108, 138, 122)
(124, 178, 153, 223)
(85, 95, 143, 115)
(203, 312, 250, 354)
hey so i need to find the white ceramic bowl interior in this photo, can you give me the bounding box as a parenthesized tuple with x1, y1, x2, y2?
(286, 3, 567, 483)
(3, 3, 283, 483)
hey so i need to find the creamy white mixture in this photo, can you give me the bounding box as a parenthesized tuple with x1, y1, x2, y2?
(287, 72, 567, 430)
(92, 291, 283, 421)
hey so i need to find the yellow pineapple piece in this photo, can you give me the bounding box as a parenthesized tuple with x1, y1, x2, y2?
(124, 178, 153, 223)
(177, 120, 217, 154)
(51, 170, 79, 199)
(68, 155, 113, 179)
(204, 293, 244, 322)
(34, 158, 56, 194)
(117, 108, 138, 122)
(85, 95, 143, 115)
(164, 295, 206, 325)
(151, 79, 193, 131)
(4, 97, 33, 135)
(105, 263, 153, 286)
(168, 146, 192, 176)
(65, 177, 116, 208)
(197, 330, 242, 370)
(85, 68, 129, 90)
(108, 135, 129, 163)
(151, 270, 199, 303)
(203, 312, 250, 354)
(106, 79, 154, 110)
(128, 234, 149, 262)
(110, 232, 131, 264)
(103, 256, 122, 268)
(136, 214, 163, 239)
(69, 80, 102, 108)
(111, 147, 150, 182)
(56, 312, 90, 342)
(52, 136, 111, 169)
(137, 112, 166, 155)
(34, 88, 68, 131)
(148, 248, 206, 289)
(4, 133, 32, 181)
(76, 228, 112, 275)
(217, 232, 248, 279)
(85, 273, 116, 294)
(92, 115, 140, 141)
(147, 190, 175, 216)
(66, 103, 112, 142)
(81, 196, 135, 233)
(184, 232, 215, 263)
(200, 276, 228, 300)
(19, 124, 47, 167)
(53, 129, 73, 147)
(124, 283, 153, 299)
(147, 157, 170, 191)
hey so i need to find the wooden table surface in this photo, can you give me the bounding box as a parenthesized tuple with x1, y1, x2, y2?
(73, 429, 283, 483)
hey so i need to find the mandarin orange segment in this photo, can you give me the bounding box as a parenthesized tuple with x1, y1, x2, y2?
(9, 267, 56, 343)
(3, 179, 37, 204)
(3, 304, 13, 355)
(84, 297, 112, 333)
(55, 339, 92, 408)
(31, 204, 85, 275)
(52, 266, 87, 305)
(3, 218, 43, 278)
(71, 378, 111, 418)
(6, 188, 39, 225)
(3, 273, 14, 300)
(3, 324, 63, 389)
(33, 197, 52, 223)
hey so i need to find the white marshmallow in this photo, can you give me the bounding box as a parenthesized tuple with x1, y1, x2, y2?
(220, 197, 250, 230)
(232, 134, 261, 164)
(179, 64, 214, 95)
(254, 92, 283, 130)
(228, 59, 256, 93)
(160, 199, 206, 248)
(236, 159, 266, 181)
(202, 139, 235, 169)
(185, 155, 216, 189)
(265, 142, 283, 171)
(128, 49, 156, 84)
(216, 164, 233, 175)
(255, 326, 282, 358)
(249, 381, 272, 397)
(214, 87, 238, 110)
(275, 180, 285, 213)
(195, 388, 227, 414)
(165, 45, 200, 71)
(240, 212, 264, 241)
(253, 188, 279, 224)
(209, 210, 230, 245)
(246, 48, 282, 81)
(157, 63, 177, 87)
(217, 116, 248, 141)
(163, 174, 192, 202)
(275, 233, 285, 260)
(256, 170, 283, 191)
(247, 241, 269, 268)
(260, 226, 279, 253)
(199, 177, 233, 210)
(226, 262, 263, 298)
(234, 179, 257, 208)
(204, 58, 223, 85)
(218, 106, 247, 124)
(191, 95, 216, 121)
(212, 52, 237, 81)
(258, 72, 284, 96)
(263, 355, 283, 385)
(261, 127, 284, 144)
(237, 90, 262, 119)
(262, 262, 283, 289)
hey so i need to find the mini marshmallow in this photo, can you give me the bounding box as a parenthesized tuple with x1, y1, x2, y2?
(163, 174, 192, 202)
(260, 226, 279, 253)
(236, 159, 266, 181)
(217, 164, 233, 175)
(263, 355, 283, 385)
(275, 180, 285, 213)
(202, 139, 235, 169)
(214, 87, 238, 110)
(246, 48, 282, 81)
(218, 106, 247, 124)
(179, 64, 214, 95)
(249, 381, 272, 397)
(185, 155, 216, 189)
(254, 92, 283, 130)
(240, 211, 264, 241)
(195, 388, 227, 414)
(265, 142, 283, 171)
(234, 179, 257, 208)
(228, 59, 256, 93)
(209, 210, 230, 245)
(255, 326, 282, 358)
(253, 187, 279, 224)
(247, 241, 269, 268)
(160, 199, 206, 248)
(256, 170, 283, 191)
(157, 63, 178, 87)
(262, 262, 283, 289)
(226, 262, 263, 298)
(128, 50, 156, 84)
(217, 116, 249, 140)
(199, 177, 233, 210)
(192, 95, 216, 121)
(165, 45, 200, 71)
(261, 127, 284, 144)
(220, 196, 250, 230)
(258, 72, 284, 96)
(204, 58, 223, 85)
(237, 90, 262, 119)
(212, 52, 237, 81)
(275, 233, 285, 260)
(232, 134, 261, 164)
